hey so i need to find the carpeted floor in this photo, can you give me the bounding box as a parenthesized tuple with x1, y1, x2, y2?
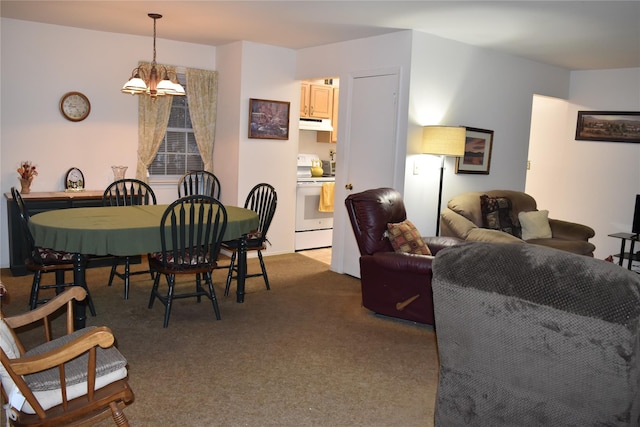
(1, 253, 438, 426)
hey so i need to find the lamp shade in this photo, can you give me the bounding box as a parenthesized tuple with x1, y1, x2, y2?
(422, 126, 466, 157)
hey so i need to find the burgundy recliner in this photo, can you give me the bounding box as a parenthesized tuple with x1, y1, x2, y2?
(345, 188, 461, 325)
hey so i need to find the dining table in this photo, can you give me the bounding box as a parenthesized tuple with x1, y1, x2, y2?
(29, 204, 259, 328)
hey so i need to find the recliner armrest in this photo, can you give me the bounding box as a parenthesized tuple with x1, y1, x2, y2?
(549, 218, 595, 241)
(363, 252, 434, 275)
(424, 236, 464, 254)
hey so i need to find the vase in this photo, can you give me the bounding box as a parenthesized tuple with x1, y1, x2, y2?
(19, 177, 33, 194)
(111, 165, 128, 182)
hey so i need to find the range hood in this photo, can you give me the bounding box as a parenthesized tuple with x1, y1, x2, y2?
(299, 118, 333, 132)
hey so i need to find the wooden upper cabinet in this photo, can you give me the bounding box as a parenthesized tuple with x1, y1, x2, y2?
(300, 82, 311, 117)
(309, 85, 333, 119)
(300, 83, 333, 119)
(317, 87, 339, 144)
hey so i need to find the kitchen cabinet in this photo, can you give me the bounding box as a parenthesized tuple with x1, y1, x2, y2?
(5, 191, 136, 276)
(300, 83, 333, 119)
(317, 87, 339, 144)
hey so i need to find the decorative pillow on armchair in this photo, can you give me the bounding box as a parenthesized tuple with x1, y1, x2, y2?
(518, 210, 552, 240)
(386, 220, 432, 255)
(480, 195, 521, 238)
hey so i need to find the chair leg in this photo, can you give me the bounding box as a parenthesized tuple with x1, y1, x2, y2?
(163, 275, 175, 328)
(29, 272, 42, 310)
(149, 273, 161, 308)
(123, 256, 130, 300)
(196, 273, 202, 303)
(148, 254, 155, 280)
(205, 272, 221, 320)
(109, 401, 130, 427)
(108, 260, 118, 286)
(257, 250, 270, 291)
(54, 270, 66, 295)
(82, 283, 98, 317)
(224, 251, 237, 296)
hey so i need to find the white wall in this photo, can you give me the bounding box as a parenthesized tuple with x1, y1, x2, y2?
(0, 18, 218, 267)
(214, 41, 244, 207)
(238, 41, 299, 255)
(527, 68, 640, 259)
(404, 31, 571, 236)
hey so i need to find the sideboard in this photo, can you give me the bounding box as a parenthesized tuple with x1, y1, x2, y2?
(5, 190, 139, 276)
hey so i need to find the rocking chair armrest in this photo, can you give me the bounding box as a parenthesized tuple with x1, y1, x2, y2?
(9, 326, 115, 376)
(3, 287, 86, 330)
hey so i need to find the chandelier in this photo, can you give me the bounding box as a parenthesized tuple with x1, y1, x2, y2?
(122, 13, 185, 99)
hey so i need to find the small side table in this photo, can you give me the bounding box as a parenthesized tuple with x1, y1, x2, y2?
(608, 232, 640, 270)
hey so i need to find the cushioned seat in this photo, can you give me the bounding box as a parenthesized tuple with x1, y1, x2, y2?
(440, 190, 596, 256)
(20, 327, 128, 413)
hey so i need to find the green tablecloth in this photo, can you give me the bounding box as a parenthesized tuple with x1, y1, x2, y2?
(29, 204, 259, 257)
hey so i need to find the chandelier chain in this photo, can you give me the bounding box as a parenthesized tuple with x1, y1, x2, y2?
(152, 16, 157, 65)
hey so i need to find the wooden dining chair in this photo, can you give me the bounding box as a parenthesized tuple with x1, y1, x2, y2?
(0, 287, 134, 426)
(222, 183, 277, 297)
(177, 170, 221, 199)
(10, 187, 96, 316)
(148, 195, 228, 328)
(102, 179, 157, 299)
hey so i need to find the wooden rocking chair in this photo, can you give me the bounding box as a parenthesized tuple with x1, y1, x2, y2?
(0, 286, 134, 426)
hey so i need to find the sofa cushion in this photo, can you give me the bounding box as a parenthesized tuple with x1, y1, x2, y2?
(519, 210, 552, 240)
(386, 220, 432, 255)
(480, 195, 521, 238)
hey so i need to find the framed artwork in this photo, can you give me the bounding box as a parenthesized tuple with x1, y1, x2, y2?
(248, 98, 290, 140)
(575, 111, 640, 143)
(455, 127, 494, 175)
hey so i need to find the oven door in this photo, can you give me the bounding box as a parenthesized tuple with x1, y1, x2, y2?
(296, 182, 334, 231)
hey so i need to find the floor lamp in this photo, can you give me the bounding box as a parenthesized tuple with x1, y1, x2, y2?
(422, 126, 466, 236)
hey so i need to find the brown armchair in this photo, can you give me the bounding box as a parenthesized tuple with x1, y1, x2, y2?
(345, 188, 461, 325)
(440, 190, 596, 256)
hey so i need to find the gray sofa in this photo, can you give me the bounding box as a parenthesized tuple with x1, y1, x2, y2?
(432, 242, 640, 426)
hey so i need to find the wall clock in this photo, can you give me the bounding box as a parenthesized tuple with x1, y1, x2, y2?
(65, 167, 85, 191)
(59, 91, 91, 122)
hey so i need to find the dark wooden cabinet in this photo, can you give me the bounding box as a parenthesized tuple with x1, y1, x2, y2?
(5, 191, 138, 276)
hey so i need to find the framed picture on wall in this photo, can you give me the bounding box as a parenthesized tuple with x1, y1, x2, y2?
(575, 111, 640, 143)
(248, 98, 290, 140)
(455, 127, 494, 174)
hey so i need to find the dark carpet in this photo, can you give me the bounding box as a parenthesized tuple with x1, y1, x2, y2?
(0, 253, 437, 426)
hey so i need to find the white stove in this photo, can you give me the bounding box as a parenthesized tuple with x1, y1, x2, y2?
(296, 154, 335, 250)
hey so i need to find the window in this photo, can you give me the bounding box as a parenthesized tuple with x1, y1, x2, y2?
(149, 74, 204, 176)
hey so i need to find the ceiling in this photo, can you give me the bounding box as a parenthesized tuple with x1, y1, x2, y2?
(2, 1, 639, 71)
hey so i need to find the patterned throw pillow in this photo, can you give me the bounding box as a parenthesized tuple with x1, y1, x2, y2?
(386, 220, 432, 255)
(479, 195, 521, 238)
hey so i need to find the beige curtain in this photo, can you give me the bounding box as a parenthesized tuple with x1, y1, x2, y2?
(135, 62, 175, 182)
(186, 68, 218, 173)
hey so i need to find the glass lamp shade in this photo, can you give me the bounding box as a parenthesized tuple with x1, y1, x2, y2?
(422, 126, 466, 157)
(168, 82, 186, 95)
(122, 76, 147, 94)
(155, 78, 175, 95)
(157, 69, 185, 96)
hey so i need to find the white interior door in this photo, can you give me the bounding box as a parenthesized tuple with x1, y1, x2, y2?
(336, 70, 400, 277)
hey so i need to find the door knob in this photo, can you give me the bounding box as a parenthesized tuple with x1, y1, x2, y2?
(345, 183, 353, 190)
